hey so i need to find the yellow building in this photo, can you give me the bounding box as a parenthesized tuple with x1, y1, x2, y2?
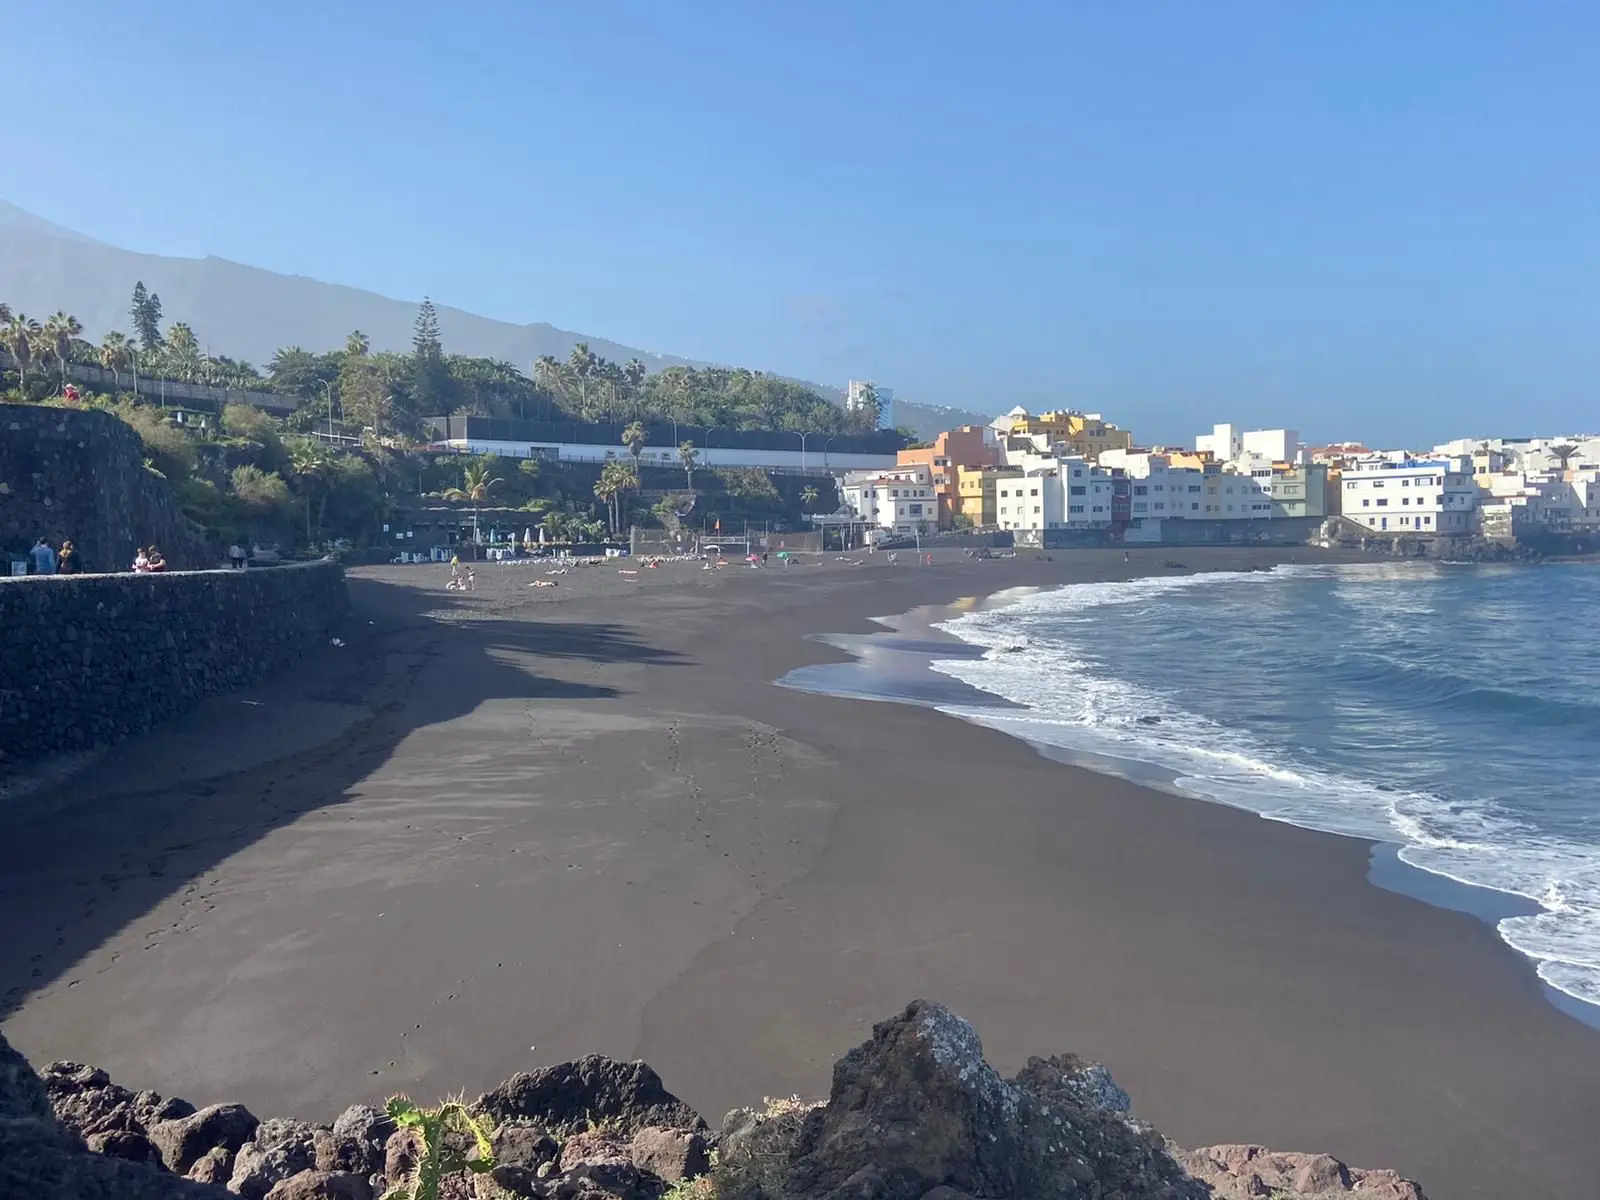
(1007, 410, 1133, 459)
(955, 465, 1023, 527)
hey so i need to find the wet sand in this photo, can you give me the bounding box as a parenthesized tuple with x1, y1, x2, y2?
(3, 546, 1599, 1199)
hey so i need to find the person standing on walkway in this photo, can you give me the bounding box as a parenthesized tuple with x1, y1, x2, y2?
(29, 538, 57, 575)
(57, 540, 80, 574)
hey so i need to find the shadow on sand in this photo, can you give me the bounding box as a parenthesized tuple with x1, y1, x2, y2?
(0, 575, 683, 1018)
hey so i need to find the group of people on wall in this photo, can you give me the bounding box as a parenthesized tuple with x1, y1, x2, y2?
(17, 537, 169, 576)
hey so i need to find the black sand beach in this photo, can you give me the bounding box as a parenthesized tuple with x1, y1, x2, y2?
(4, 546, 1599, 1199)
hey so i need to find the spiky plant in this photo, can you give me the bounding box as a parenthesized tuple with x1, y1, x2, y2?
(381, 1095, 495, 1200)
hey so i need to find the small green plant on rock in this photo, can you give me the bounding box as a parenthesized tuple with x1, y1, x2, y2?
(381, 1095, 495, 1200)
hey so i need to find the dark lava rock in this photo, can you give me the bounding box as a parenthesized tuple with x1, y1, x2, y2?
(150, 1102, 261, 1176)
(0, 1032, 53, 1121)
(331, 1103, 395, 1149)
(384, 1125, 425, 1186)
(188, 1145, 237, 1185)
(86, 1126, 162, 1164)
(630, 1126, 711, 1182)
(231, 1118, 320, 1198)
(785, 999, 1206, 1200)
(477, 1054, 704, 1137)
(263, 1170, 375, 1200)
(313, 1126, 381, 1176)
(489, 1121, 563, 1196)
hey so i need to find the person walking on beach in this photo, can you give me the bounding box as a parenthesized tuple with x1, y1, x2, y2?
(57, 540, 80, 574)
(450, 553, 461, 580)
(29, 537, 57, 575)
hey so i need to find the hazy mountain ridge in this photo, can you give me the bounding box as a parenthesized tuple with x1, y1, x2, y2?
(0, 202, 989, 438)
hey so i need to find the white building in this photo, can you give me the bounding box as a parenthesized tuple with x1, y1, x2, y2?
(846, 380, 895, 430)
(840, 464, 935, 535)
(1195, 423, 1302, 465)
(1341, 456, 1477, 535)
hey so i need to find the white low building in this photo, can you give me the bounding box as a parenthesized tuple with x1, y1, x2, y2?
(1195, 423, 1303, 465)
(1341, 456, 1477, 534)
(840, 465, 937, 535)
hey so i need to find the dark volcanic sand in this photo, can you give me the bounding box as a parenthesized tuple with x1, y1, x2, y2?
(3, 547, 1599, 1200)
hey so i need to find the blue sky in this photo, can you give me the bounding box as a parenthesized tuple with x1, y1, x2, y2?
(4, 1, 1595, 445)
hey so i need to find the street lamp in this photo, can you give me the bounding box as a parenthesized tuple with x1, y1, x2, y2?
(796, 430, 811, 472)
(319, 380, 336, 439)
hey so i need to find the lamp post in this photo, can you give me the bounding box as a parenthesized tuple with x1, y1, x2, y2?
(797, 431, 811, 472)
(319, 379, 335, 439)
(823, 435, 837, 471)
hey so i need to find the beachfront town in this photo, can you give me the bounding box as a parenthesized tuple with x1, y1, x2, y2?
(825, 407, 1600, 548)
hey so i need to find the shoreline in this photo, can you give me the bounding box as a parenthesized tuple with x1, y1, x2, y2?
(778, 567, 1600, 1030)
(3, 546, 1599, 1199)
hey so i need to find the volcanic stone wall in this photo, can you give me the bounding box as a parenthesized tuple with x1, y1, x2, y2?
(0, 561, 347, 771)
(0, 403, 209, 572)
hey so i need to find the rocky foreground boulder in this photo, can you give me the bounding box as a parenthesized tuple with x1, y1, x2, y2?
(0, 1001, 1428, 1200)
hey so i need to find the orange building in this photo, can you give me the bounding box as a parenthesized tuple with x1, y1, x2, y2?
(897, 425, 998, 528)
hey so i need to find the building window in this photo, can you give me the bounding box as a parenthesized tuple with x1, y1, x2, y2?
(1376, 498, 1388, 507)
(1029, 488, 1039, 496)
(1069, 504, 1085, 514)
(1134, 485, 1148, 496)
(1070, 486, 1086, 496)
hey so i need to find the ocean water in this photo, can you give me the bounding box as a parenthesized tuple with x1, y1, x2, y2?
(925, 561, 1600, 1011)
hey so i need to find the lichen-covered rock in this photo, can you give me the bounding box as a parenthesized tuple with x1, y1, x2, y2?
(1176, 1144, 1429, 1200)
(262, 1170, 375, 1200)
(230, 1118, 320, 1199)
(477, 1054, 704, 1137)
(785, 999, 1206, 1200)
(150, 1102, 261, 1176)
(630, 1126, 710, 1182)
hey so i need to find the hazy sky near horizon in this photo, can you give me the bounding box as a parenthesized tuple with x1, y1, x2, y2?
(3, 1, 1595, 444)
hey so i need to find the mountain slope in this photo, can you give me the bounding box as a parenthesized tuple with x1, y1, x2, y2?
(0, 203, 989, 439)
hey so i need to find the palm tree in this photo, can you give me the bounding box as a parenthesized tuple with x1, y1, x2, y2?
(622, 419, 647, 471)
(567, 342, 598, 418)
(1551, 444, 1579, 471)
(5, 312, 40, 394)
(594, 459, 638, 535)
(801, 485, 820, 511)
(288, 440, 334, 542)
(679, 440, 699, 490)
(345, 330, 370, 359)
(443, 459, 504, 545)
(165, 322, 201, 381)
(38, 312, 81, 391)
(100, 332, 133, 395)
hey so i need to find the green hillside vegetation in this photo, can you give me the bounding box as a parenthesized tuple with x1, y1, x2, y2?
(3, 285, 891, 437)
(2, 290, 842, 552)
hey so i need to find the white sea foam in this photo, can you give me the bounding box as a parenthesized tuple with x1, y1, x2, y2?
(928, 567, 1600, 1013)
